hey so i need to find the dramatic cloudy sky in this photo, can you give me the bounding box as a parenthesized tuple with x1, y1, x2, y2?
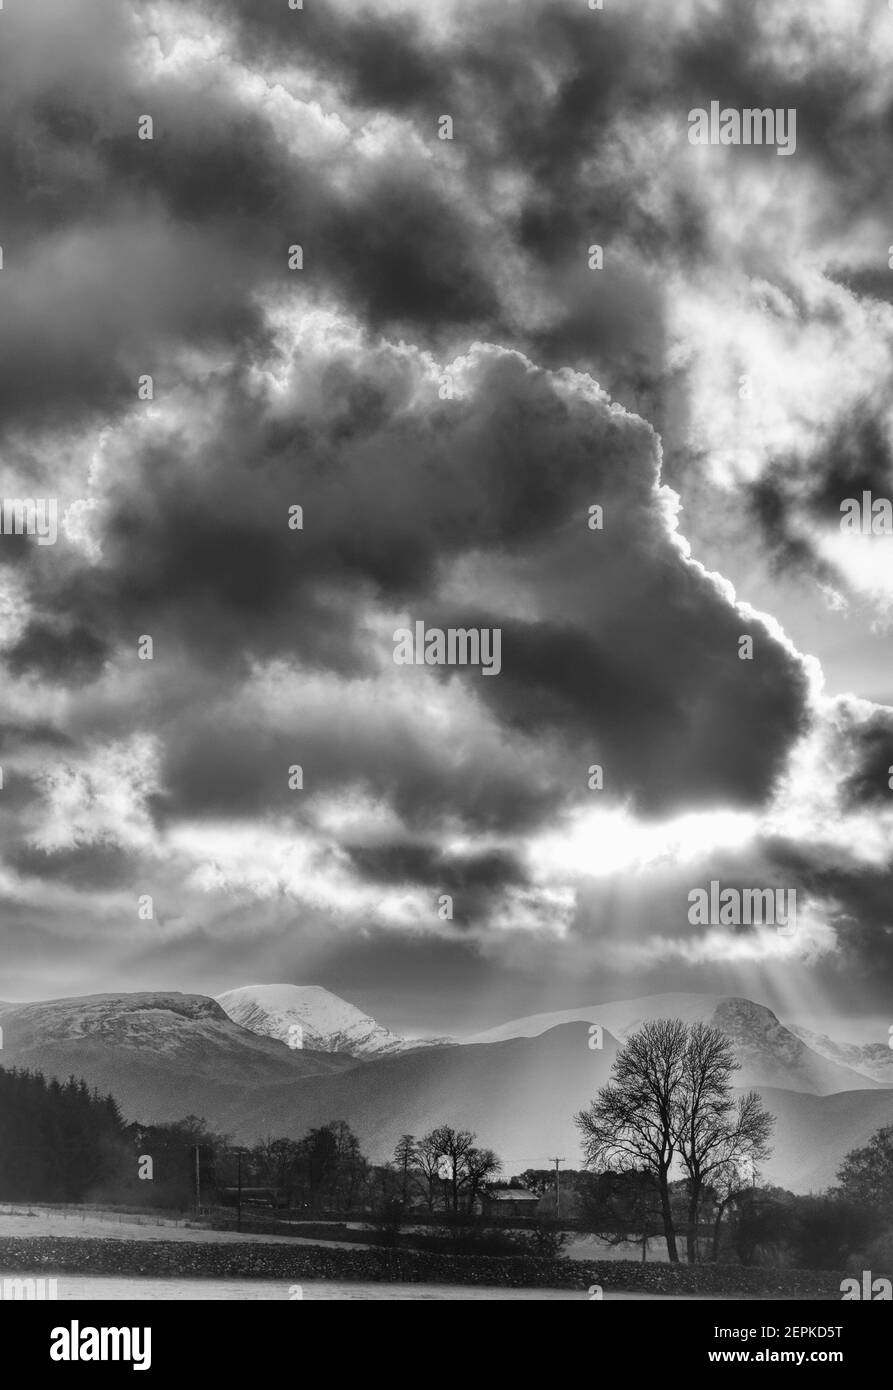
(2, 0, 893, 1042)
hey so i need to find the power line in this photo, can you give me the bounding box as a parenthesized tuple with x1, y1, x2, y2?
(547, 1156, 566, 1215)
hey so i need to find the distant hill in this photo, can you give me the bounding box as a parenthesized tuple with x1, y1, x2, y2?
(0, 992, 357, 1121)
(752, 1085, 893, 1192)
(461, 993, 882, 1095)
(213, 1021, 623, 1169)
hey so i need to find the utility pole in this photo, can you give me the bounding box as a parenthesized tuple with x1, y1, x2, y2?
(236, 1151, 243, 1233)
(396, 1135, 415, 1208)
(547, 1157, 566, 1218)
(194, 1145, 201, 1217)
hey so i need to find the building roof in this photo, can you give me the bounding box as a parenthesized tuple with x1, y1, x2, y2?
(484, 1187, 539, 1202)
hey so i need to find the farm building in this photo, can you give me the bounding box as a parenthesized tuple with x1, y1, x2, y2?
(474, 1186, 541, 1220)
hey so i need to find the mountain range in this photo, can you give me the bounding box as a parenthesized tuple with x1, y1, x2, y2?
(1, 985, 891, 1192)
(461, 993, 885, 1095)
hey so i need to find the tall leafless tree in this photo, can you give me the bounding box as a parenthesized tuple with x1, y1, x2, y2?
(414, 1131, 446, 1211)
(675, 1024, 774, 1263)
(576, 1019, 688, 1262)
(465, 1146, 502, 1208)
(427, 1125, 476, 1212)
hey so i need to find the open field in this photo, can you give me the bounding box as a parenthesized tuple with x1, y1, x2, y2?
(0, 1205, 674, 1262)
(0, 1206, 366, 1248)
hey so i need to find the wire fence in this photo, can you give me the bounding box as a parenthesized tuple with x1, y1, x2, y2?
(0, 1202, 194, 1228)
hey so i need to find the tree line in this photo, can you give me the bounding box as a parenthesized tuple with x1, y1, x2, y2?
(0, 1066, 505, 1216)
(0, 1069, 125, 1202)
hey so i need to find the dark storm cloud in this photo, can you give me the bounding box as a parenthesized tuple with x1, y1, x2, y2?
(809, 414, 893, 515)
(747, 474, 838, 584)
(225, 0, 888, 594)
(747, 413, 893, 583)
(21, 349, 599, 661)
(0, 0, 886, 448)
(10, 841, 137, 891)
(836, 706, 893, 809)
(0, 3, 495, 435)
(203, 0, 675, 393)
(0, 4, 268, 429)
(209, 0, 893, 382)
(831, 267, 893, 305)
(10, 339, 812, 830)
(470, 607, 808, 815)
(210, 0, 442, 108)
(103, 86, 495, 329)
(754, 831, 893, 989)
(827, 876, 893, 989)
(151, 692, 568, 837)
(5, 621, 107, 685)
(0, 721, 71, 751)
(346, 842, 526, 891)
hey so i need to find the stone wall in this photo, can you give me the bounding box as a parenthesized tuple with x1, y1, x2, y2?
(0, 1236, 845, 1295)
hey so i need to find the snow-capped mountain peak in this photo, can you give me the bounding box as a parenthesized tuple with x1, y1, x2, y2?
(215, 983, 421, 1057)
